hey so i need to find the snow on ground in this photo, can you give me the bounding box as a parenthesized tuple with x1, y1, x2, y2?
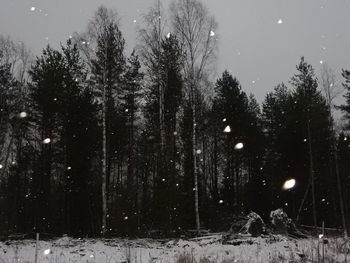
(0, 234, 349, 262)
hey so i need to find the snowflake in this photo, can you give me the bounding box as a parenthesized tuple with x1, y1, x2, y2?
(30, 7, 36, 12)
(283, 178, 296, 190)
(43, 138, 51, 144)
(210, 30, 215, 37)
(223, 125, 231, 133)
(234, 142, 244, 150)
(277, 19, 283, 24)
(19, 112, 28, 118)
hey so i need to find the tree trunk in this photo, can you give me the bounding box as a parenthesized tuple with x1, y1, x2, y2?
(101, 84, 108, 235)
(334, 144, 348, 237)
(307, 119, 317, 229)
(192, 105, 200, 233)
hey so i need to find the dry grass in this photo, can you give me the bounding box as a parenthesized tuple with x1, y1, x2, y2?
(174, 236, 350, 263)
(0, 236, 349, 262)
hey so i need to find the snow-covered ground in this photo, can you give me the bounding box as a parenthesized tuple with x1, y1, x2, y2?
(0, 234, 349, 262)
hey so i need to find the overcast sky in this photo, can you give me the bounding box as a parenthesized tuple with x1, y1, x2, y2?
(1, 0, 350, 102)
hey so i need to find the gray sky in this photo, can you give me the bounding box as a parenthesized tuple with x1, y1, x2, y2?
(1, 0, 350, 102)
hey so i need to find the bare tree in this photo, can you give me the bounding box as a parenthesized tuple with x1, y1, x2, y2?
(138, 0, 167, 155)
(170, 0, 217, 233)
(0, 36, 31, 175)
(320, 64, 347, 237)
(320, 64, 342, 110)
(0, 35, 31, 83)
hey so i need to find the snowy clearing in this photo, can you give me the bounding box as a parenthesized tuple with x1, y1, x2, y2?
(0, 235, 349, 262)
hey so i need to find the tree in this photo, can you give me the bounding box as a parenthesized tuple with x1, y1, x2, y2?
(120, 50, 143, 233)
(212, 71, 265, 218)
(171, 0, 217, 233)
(91, 16, 125, 235)
(157, 35, 184, 232)
(0, 35, 31, 83)
(141, 32, 184, 232)
(29, 45, 66, 233)
(340, 69, 350, 128)
(262, 59, 334, 228)
(212, 71, 248, 210)
(73, 6, 120, 69)
(320, 64, 347, 237)
(0, 36, 31, 235)
(60, 39, 98, 236)
(320, 64, 342, 111)
(262, 84, 294, 214)
(291, 57, 328, 228)
(138, 0, 166, 154)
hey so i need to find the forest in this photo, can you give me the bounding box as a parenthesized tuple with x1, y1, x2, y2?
(1, 0, 350, 238)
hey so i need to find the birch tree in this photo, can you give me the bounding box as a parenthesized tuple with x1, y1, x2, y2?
(170, 0, 217, 233)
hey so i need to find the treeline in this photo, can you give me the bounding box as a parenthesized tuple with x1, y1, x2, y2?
(1, 0, 350, 237)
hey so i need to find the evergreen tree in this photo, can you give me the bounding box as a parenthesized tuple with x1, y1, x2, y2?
(119, 50, 143, 234)
(263, 58, 334, 226)
(158, 35, 183, 232)
(212, 71, 264, 218)
(91, 20, 125, 234)
(262, 83, 295, 214)
(143, 35, 184, 233)
(29, 46, 66, 233)
(59, 39, 98, 236)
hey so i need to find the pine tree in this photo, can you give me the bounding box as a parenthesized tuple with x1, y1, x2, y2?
(291, 57, 333, 227)
(91, 20, 125, 235)
(120, 50, 143, 234)
(262, 83, 294, 213)
(29, 45, 66, 233)
(157, 35, 183, 232)
(59, 39, 98, 236)
(263, 58, 334, 227)
(212, 71, 264, 217)
(212, 71, 248, 211)
(142, 34, 184, 233)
